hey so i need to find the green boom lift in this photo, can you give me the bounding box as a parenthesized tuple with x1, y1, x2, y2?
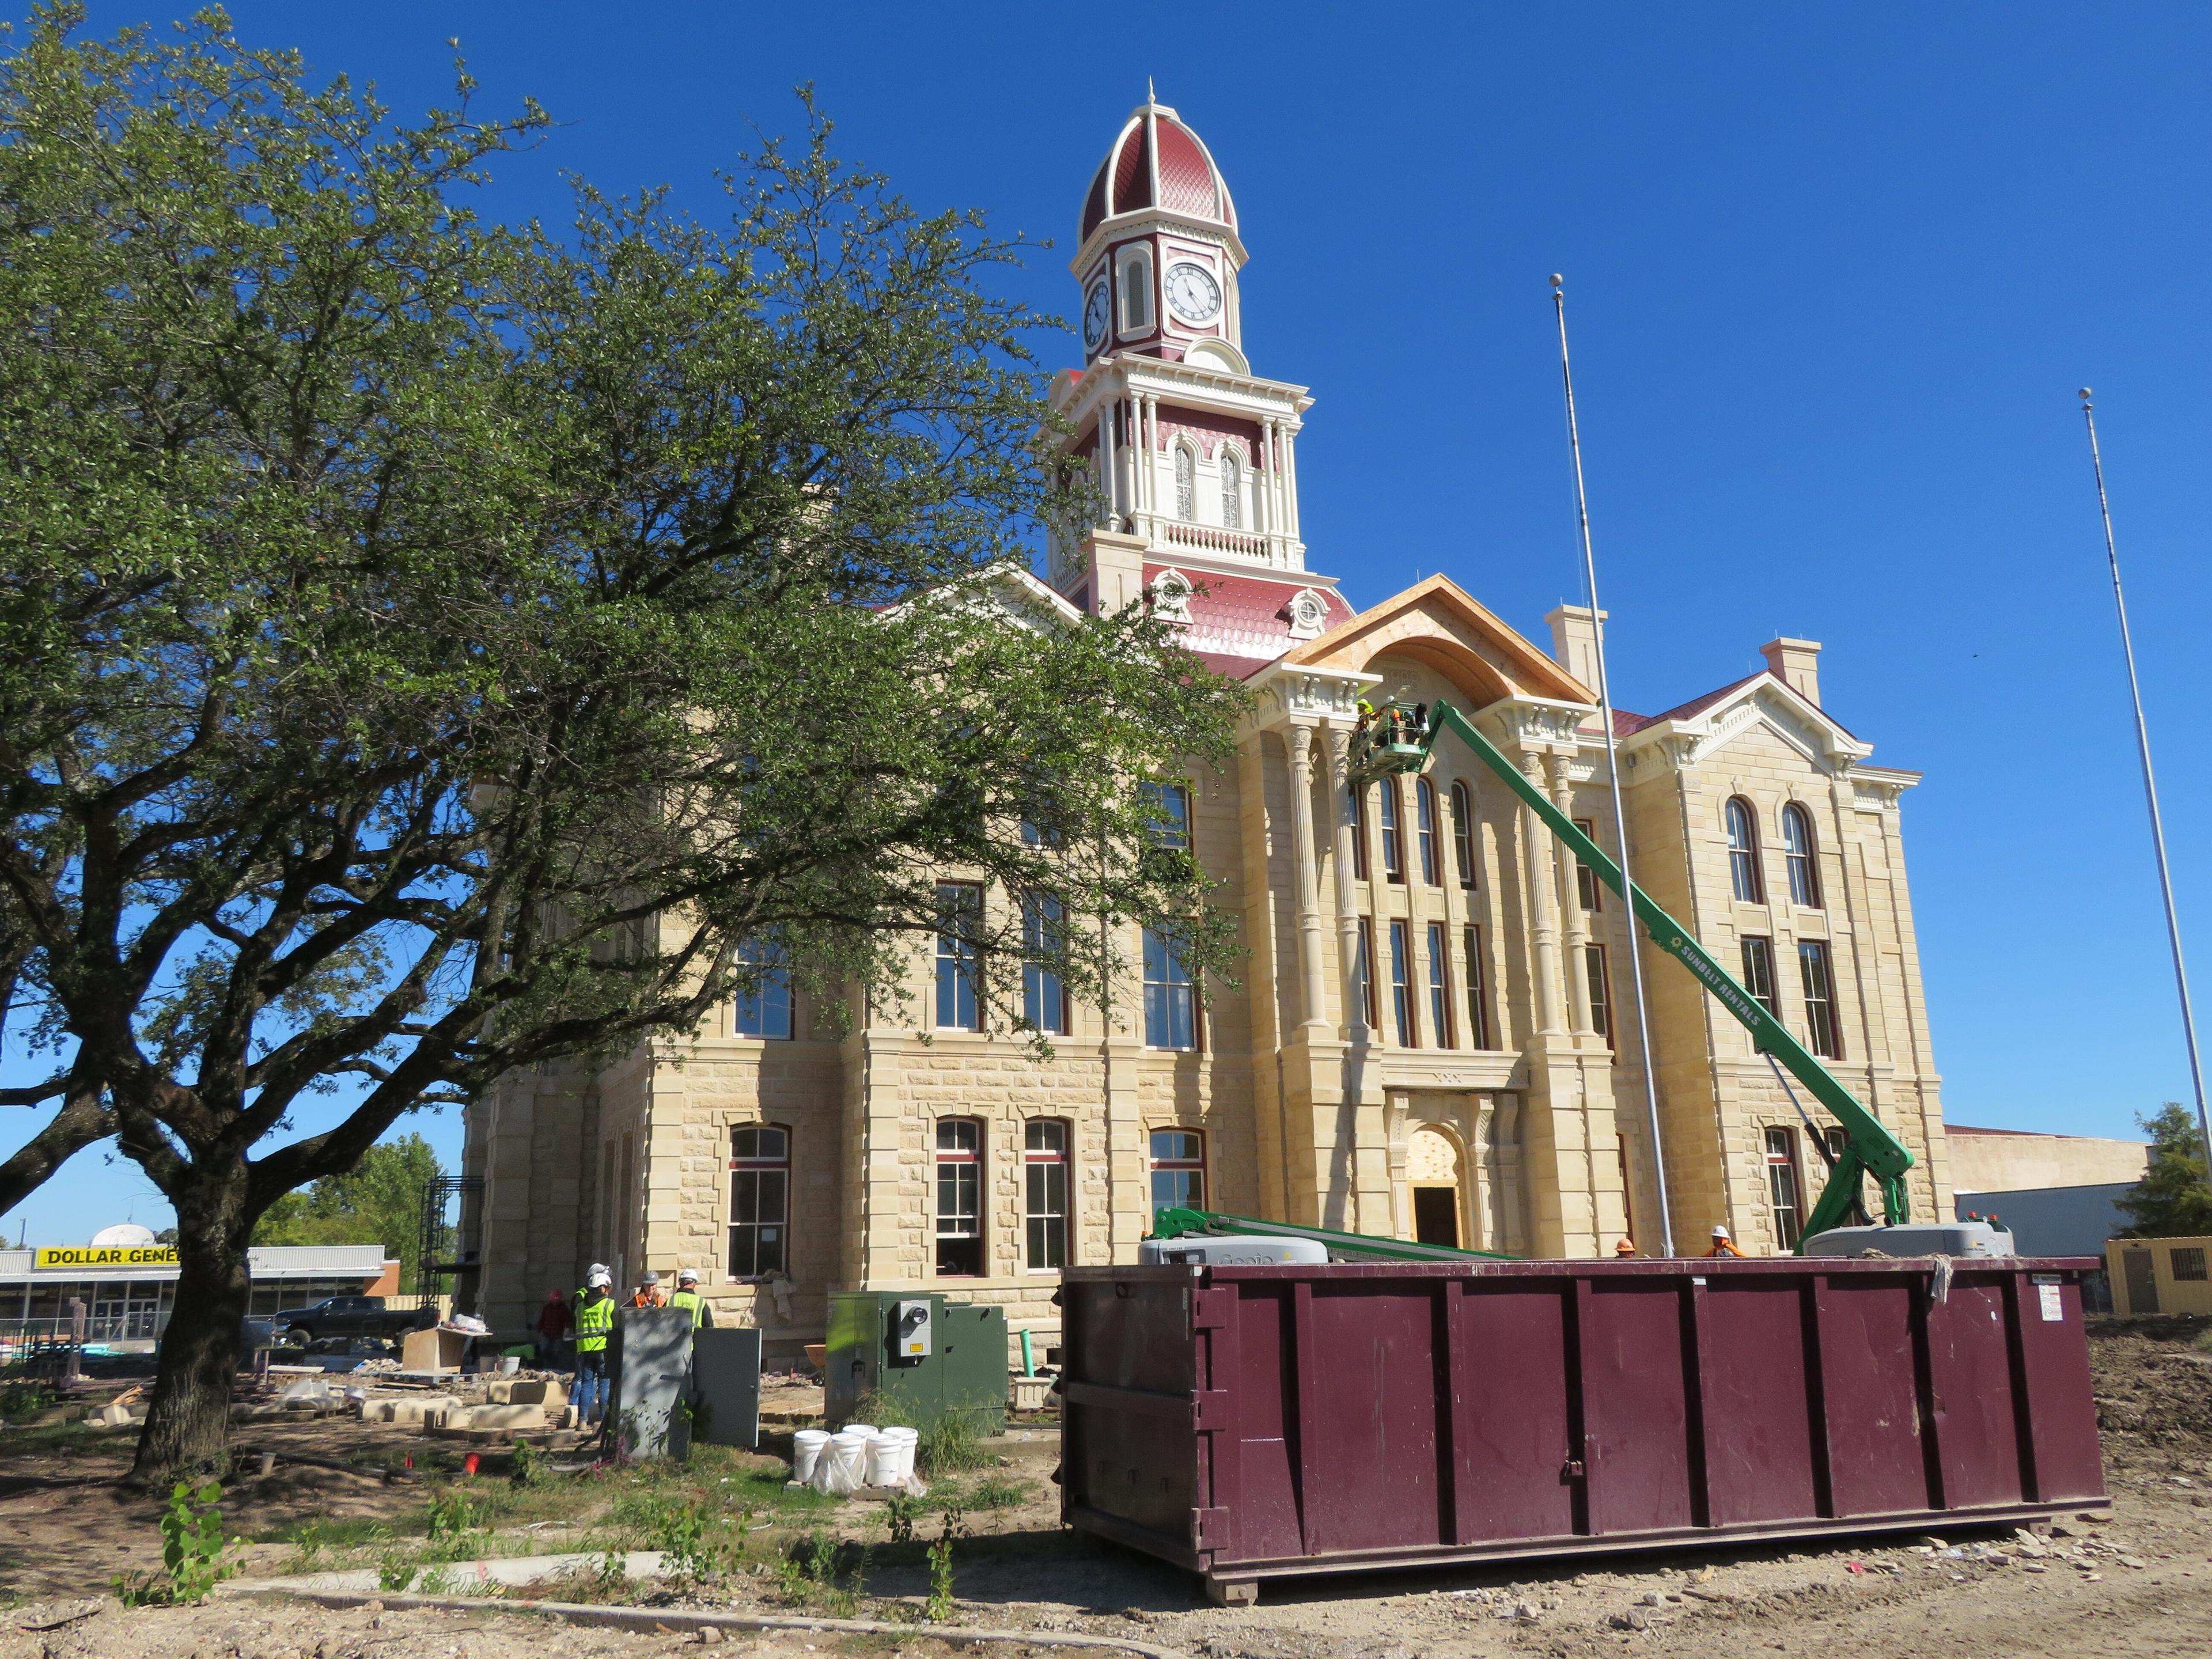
(1338, 698, 1914, 1250)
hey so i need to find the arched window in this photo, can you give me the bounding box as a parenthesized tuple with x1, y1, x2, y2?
(1449, 781, 1475, 887)
(1219, 450, 1242, 529)
(1415, 777, 1441, 885)
(1119, 249, 1153, 331)
(1781, 803, 1820, 908)
(1725, 797, 1764, 903)
(1173, 445, 1195, 521)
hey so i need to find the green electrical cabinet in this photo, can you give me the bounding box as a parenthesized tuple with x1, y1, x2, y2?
(824, 1291, 1006, 1438)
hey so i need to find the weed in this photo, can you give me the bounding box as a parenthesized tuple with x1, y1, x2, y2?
(884, 1491, 923, 1546)
(509, 1438, 541, 1487)
(965, 1478, 1032, 1512)
(426, 1487, 478, 1540)
(376, 1550, 418, 1594)
(923, 1512, 958, 1624)
(281, 1520, 325, 1575)
(916, 1410, 989, 1476)
(597, 1546, 628, 1593)
(113, 1479, 241, 1607)
(778, 1529, 870, 1613)
(417, 1564, 457, 1596)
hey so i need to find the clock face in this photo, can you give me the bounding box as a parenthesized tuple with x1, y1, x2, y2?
(1164, 262, 1222, 324)
(1082, 282, 1111, 351)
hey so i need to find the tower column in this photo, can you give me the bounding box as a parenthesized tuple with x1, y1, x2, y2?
(1286, 721, 1330, 1029)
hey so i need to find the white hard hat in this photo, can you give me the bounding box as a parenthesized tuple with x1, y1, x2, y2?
(677, 1267, 699, 1284)
(587, 1268, 611, 1288)
(1711, 1225, 1731, 1238)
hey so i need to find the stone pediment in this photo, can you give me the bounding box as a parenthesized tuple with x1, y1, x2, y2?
(1623, 673, 1874, 772)
(1281, 574, 1594, 709)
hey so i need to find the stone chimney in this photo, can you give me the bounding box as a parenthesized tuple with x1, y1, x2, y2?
(1760, 637, 1822, 707)
(1545, 604, 1607, 692)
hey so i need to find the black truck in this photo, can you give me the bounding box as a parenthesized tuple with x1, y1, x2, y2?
(270, 1295, 424, 1346)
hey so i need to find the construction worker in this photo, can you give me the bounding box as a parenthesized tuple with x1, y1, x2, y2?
(1706, 1225, 1746, 1259)
(571, 1267, 615, 1426)
(630, 1269, 666, 1309)
(669, 1267, 714, 1329)
(1612, 1237, 1639, 1259)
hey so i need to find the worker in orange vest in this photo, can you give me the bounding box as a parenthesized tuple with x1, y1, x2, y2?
(1705, 1225, 1746, 1258)
(629, 1269, 668, 1308)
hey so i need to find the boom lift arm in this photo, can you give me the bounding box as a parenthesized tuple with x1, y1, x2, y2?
(1149, 1206, 1517, 1262)
(1351, 699, 1914, 1246)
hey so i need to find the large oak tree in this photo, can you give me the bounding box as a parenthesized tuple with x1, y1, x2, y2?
(0, 6, 1241, 1479)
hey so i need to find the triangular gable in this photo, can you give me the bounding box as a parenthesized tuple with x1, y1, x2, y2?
(1621, 671, 1873, 768)
(887, 564, 1087, 634)
(1281, 574, 1594, 707)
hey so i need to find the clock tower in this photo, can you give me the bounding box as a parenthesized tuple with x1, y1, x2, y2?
(1048, 97, 1350, 672)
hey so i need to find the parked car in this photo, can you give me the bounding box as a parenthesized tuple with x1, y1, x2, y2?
(269, 1295, 423, 1346)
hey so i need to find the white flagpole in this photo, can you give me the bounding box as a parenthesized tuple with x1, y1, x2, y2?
(2078, 388, 2211, 1168)
(1551, 275, 1675, 1257)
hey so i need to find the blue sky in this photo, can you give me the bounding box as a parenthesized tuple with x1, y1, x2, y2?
(6, 2, 2209, 1241)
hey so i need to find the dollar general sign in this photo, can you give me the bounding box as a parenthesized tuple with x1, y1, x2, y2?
(32, 1245, 179, 1270)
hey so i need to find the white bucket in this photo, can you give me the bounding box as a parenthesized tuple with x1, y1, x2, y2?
(791, 1429, 831, 1484)
(868, 1427, 918, 1486)
(500, 1355, 521, 1375)
(840, 1422, 878, 1438)
(813, 1431, 870, 1495)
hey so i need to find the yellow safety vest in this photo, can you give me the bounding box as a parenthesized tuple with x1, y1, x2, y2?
(574, 1290, 614, 1352)
(669, 1288, 706, 1328)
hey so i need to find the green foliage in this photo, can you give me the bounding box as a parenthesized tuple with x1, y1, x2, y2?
(778, 1528, 870, 1616)
(508, 1438, 541, 1487)
(883, 1490, 923, 1546)
(113, 1479, 240, 1605)
(376, 1551, 418, 1594)
(916, 1411, 987, 1476)
(425, 1487, 478, 1541)
(923, 1508, 962, 1624)
(964, 1478, 1032, 1512)
(252, 1135, 444, 1293)
(2118, 1103, 2212, 1238)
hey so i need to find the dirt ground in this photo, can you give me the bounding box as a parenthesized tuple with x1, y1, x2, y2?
(1, 1318, 2209, 1659)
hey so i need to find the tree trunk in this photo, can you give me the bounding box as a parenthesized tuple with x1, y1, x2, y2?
(131, 1161, 254, 1484)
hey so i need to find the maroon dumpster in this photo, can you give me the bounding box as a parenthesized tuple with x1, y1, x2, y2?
(1058, 1256, 2106, 1604)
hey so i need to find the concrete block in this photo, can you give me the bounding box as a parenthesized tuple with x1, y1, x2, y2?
(470, 1404, 548, 1430)
(374, 1395, 459, 1426)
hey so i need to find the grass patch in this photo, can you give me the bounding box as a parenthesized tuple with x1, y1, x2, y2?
(964, 1477, 1033, 1511)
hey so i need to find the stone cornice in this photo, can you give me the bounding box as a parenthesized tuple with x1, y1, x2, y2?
(1617, 676, 1876, 777)
(1239, 661, 1380, 737)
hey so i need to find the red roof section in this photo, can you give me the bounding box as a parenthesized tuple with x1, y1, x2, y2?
(1156, 119, 1217, 218)
(1079, 105, 1235, 244)
(1146, 565, 1353, 669)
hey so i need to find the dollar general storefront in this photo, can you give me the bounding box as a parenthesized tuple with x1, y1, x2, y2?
(0, 1234, 396, 1351)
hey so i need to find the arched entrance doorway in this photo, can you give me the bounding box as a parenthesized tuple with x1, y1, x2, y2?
(1407, 1126, 1466, 1248)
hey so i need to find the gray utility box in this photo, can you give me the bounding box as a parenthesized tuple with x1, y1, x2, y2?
(690, 1325, 763, 1449)
(824, 1291, 1006, 1438)
(607, 1306, 694, 1460)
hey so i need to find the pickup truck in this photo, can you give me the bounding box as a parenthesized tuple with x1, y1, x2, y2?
(270, 1295, 425, 1346)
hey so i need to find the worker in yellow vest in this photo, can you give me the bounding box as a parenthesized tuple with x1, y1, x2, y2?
(669, 1267, 714, 1329)
(571, 1267, 615, 1426)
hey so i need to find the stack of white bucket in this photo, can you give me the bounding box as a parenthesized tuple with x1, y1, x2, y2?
(793, 1423, 919, 1494)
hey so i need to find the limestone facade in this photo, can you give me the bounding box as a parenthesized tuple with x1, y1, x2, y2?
(459, 97, 1958, 1359)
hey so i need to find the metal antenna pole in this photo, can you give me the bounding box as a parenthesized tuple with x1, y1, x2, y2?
(1551, 274, 1675, 1257)
(2079, 388, 2212, 1167)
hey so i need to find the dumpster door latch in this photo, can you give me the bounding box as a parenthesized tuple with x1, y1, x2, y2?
(1192, 1389, 1232, 1432)
(1192, 1289, 1233, 1331)
(1560, 1458, 1586, 1480)
(1191, 1507, 1231, 1550)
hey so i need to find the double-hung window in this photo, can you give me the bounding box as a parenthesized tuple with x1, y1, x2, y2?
(1571, 817, 1603, 914)
(1799, 940, 1840, 1059)
(1463, 924, 1493, 1049)
(728, 1126, 790, 1279)
(1143, 928, 1198, 1050)
(1426, 921, 1453, 1048)
(1149, 1128, 1206, 1217)
(1782, 804, 1821, 908)
(1585, 943, 1612, 1046)
(732, 936, 793, 1039)
(1416, 779, 1442, 885)
(1741, 935, 1779, 1018)
(1349, 786, 1370, 881)
(1726, 798, 1764, 903)
(935, 1119, 983, 1277)
(1021, 895, 1069, 1036)
(1450, 782, 1475, 888)
(1388, 919, 1416, 1047)
(1379, 782, 1405, 882)
(1766, 1127, 1804, 1251)
(935, 882, 982, 1031)
(1355, 918, 1379, 1030)
(1025, 1120, 1070, 1270)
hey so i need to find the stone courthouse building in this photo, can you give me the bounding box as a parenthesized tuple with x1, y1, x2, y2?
(461, 100, 1954, 1356)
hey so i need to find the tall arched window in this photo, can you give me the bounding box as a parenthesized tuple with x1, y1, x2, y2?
(1449, 782, 1475, 888)
(1219, 451, 1242, 528)
(1415, 777, 1441, 885)
(1725, 797, 1764, 903)
(1119, 250, 1153, 331)
(1173, 446, 1195, 520)
(1781, 803, 1820, 908)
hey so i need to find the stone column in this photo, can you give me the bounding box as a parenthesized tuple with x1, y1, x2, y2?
(1520, 750, 1566, 1037)
(1286, 721, 1331, 1031)
(1552, 757, 1594, 1039)
(1327, 728, 1368, 1041)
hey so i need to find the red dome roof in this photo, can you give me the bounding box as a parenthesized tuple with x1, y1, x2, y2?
(1080, 102, 1238, 245)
